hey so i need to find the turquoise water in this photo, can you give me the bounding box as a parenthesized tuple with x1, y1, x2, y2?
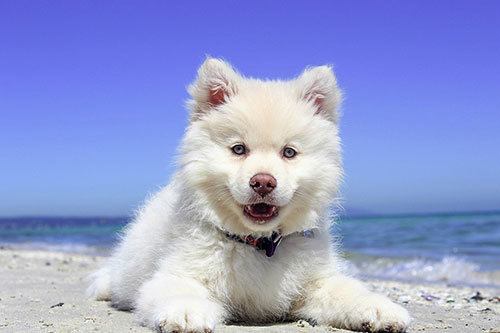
(1, 212, 499, 287)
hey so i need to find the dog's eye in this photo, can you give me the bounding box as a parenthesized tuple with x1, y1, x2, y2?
(283, 147, 297, 159)
(231, 144, 247, 155)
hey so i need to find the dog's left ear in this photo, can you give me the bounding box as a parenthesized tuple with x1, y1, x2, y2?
(297, 66, 342, 122)
(188, 57, 240, 121)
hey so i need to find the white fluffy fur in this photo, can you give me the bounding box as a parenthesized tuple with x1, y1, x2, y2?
(88, 58, 411, 333)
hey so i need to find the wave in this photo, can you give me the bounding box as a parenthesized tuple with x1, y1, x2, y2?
(347, 255, 500, 288)
(0, 241, 111, 256)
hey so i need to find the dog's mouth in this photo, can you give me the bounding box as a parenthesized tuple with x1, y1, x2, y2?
(243, 203, 279, 224)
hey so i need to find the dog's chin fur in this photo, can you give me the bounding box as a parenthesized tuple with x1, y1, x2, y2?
(87, 58, 411, 333)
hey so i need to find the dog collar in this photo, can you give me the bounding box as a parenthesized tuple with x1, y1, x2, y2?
(225, 231, 283, 257)
(224, 229, 315, 257)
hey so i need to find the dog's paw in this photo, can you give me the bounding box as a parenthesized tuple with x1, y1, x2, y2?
(344, 294, 411, 333)
(86, 268, 111, 301)
(152, 296, 221, 333)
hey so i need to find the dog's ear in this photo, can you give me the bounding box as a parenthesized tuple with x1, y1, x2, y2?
(188, 58, 240, 120)
(297, 66, 342, 122)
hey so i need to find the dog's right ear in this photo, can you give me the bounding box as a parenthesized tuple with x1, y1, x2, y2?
(187, 58, 240, 121)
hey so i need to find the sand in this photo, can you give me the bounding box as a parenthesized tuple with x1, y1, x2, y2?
(0, 248, 498, 333)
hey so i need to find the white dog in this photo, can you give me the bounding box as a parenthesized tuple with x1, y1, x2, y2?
(88, 58, 411, 333)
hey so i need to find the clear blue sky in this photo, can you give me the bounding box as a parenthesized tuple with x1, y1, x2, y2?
(1, 1, 499, 216)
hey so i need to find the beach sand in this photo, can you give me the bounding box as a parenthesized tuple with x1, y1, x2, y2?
(1, 249, 498, 333)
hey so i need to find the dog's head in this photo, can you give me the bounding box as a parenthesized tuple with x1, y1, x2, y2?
(180, 58, 342, 236)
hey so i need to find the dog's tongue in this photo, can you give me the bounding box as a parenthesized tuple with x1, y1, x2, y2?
(253, 203, 272, 215)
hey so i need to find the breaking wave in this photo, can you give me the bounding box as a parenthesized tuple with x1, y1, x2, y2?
(347, 255, 500, 288)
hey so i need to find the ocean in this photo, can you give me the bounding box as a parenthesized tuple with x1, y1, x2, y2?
(1, 212, 499, 288)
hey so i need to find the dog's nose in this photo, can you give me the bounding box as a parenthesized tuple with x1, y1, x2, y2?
(249, 173, 277, 197)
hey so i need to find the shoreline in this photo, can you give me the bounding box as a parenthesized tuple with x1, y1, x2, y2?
(1, 249, 499, 332)
(4, 243, 499, 290)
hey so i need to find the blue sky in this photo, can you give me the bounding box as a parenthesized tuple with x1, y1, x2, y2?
(1, 1, 499, 216)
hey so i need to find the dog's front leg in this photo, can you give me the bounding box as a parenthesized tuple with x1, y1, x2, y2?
(293, 274, 411, 333)
(135, 267, 225, 333)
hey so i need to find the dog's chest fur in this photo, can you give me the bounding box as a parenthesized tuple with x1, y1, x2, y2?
(172, 229, 324, 322)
